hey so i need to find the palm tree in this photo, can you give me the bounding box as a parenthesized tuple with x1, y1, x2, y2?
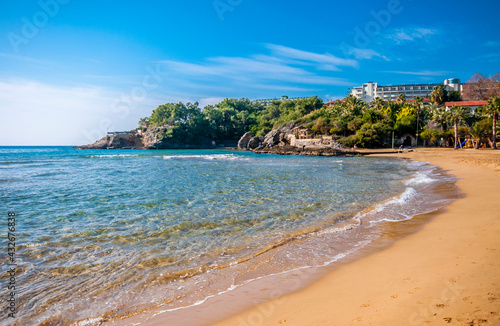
(374, 97, 385, 110)
(344, 94, 365, 116)
(431, 106, 449, 132)
(448, 105, 469, 149)
(413, 97, 423, 145)
(485, 97, 500, 149)
(469, 123, 486, 149)
(397, 93, 406, 105)
(430, 85, 446, 105)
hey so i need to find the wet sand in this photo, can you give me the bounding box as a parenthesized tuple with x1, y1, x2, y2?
(211, 148, 500, 326)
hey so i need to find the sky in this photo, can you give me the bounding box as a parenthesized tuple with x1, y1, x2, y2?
(1, 0, 499, 145)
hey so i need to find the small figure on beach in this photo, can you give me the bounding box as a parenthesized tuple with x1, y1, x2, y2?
(353, 144, 357, 150)
(302, 144, 305, 151)
(399, 144, 404, 152)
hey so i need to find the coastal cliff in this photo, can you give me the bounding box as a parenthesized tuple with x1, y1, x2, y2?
(76, 127, 216, 150)
(76, 133, 143, 149)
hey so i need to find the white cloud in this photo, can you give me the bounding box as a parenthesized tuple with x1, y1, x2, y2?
(384, 70, 449, 76)
(265, 44, 358, 69)
(386, 27, 437, 44)
(347, 48, 390, 61)
(158, 44, 355, 90)
(0, 53, 55, 65)
(484, 41, 500, 47)
(472, 53, 500, 62)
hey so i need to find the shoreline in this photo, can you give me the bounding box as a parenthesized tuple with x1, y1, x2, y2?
(102, 148, 479, 326)
(206, 148, 500, 326)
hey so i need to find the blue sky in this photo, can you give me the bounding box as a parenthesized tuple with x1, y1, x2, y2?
(1, 0, 499, 145)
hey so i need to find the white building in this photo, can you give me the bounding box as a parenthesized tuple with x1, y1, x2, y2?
(351, 78, 461, 102)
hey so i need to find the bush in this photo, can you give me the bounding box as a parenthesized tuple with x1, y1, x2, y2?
(338, 135, 357, 147)
(354, 122, 391, 148)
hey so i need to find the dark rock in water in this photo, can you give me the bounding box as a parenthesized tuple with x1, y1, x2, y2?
(76, 134, 143, 149)
(248, 136, 264, 149)
(237, 132, 253, 149)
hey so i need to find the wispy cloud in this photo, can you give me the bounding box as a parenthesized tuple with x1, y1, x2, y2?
(384, 70, 449, 76)
(0, 53, 55, 65)
(265, 44, 358, 70)
(471, 53, 500, 62)
(386, 27, 438, 44)
(484, 40, 500, 47)
(346, 48, 390, 61)
(157, 44, 356, 94)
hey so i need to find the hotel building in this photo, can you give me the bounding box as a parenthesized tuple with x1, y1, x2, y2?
(351, 78, 461, 102)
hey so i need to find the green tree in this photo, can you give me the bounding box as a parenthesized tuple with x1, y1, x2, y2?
(448, 90, 462, 102)
(430, 85, 448, 105)
(394, 106, 417, 135)
(448, 105, 469, 149)
(420, 129, 446, 146)
(469, 123, 487, 149)
(413, 96, 423, 145)
(343, 94, 365, 116)
(374, 97, 385, 110)
(431, 106, 449, 132)
(397, 93, 406, 105)
(484, 97, 500, 149)
(354, 122, 391, 148)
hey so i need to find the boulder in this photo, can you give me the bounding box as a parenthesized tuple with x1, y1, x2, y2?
(237, 132, 253, 149)
(263, 129, 281, 146)
(248, 136, 264, 149)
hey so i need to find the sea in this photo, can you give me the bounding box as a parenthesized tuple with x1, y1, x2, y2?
(0, 146, 462, 326)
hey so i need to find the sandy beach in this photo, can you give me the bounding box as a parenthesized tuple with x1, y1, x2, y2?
(211, 148, 500, 326)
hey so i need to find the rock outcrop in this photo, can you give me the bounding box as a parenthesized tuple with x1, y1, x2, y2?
(77, 126, 218, 150)
(237, 132, 253, 149)
(141, 126, 180, 149)
(252, 145, 357, 157)
(76, 134, 143, 149)
(236, 122, 352, 156)
(248, 136, 264, 149)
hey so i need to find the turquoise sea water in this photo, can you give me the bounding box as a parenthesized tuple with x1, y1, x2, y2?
(0, 147, 460, 325)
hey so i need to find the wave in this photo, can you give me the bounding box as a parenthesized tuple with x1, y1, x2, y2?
(404, 171, 434, 186)
(163, 154, 251, 161)
(0, 160, 35, 165)
(85, 154, 143, 158)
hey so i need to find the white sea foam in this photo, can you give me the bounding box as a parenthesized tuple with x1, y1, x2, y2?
(75, 317, 104, 326)
(163, 154, 250, 161)
(405, 172, 434, 186)
(392, 186, 417, 203)
(89, 154, 141, 158)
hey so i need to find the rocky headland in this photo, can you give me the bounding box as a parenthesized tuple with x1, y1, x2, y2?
(75, 126, 215, 150)
(76, 123, 357, 156)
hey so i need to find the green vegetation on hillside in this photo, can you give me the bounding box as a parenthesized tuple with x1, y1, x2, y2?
(138, 76, 499, 148)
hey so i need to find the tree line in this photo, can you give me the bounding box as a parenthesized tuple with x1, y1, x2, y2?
(137, 73, 500, 149)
